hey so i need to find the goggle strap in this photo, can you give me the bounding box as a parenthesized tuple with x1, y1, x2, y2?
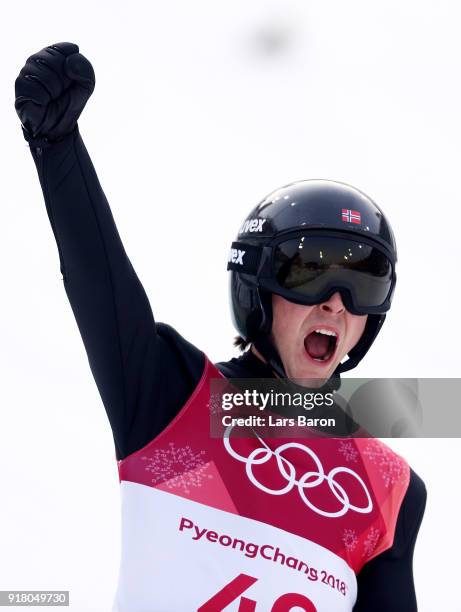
(227, 242, 261, 273)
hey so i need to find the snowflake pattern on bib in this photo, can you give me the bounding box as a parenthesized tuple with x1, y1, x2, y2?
(342, 528, 358, 552)
(141, 442, 213, 494)
(362, 441, 406, 488)
(338, 440, 359, 463)
(362, 527, 381, 559)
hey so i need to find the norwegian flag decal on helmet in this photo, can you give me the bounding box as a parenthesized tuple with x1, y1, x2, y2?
(342, 208, 361, 224)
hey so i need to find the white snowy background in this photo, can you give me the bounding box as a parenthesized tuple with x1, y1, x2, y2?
(1, 0, 460, 610)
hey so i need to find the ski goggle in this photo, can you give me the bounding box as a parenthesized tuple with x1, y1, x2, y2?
(227, 231, 396, 315)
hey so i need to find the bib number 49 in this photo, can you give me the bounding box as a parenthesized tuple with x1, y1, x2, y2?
(198, 573, 317, 611)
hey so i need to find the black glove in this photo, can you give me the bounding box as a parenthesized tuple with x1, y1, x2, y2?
(14, 42, 95, 144)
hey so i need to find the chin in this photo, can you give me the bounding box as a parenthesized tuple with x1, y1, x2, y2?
(286, 365, 330, 386)
(287, 355, 340, 384)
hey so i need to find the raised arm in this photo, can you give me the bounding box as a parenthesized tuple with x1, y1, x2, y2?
(14, 43, 204, 459)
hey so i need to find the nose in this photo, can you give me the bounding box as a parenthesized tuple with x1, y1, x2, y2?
(320, 292, 345, 315)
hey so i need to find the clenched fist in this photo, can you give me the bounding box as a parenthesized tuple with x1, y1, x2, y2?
(14, 42, 95, 143)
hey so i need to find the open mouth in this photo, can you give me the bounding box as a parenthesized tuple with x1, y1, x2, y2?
(304, 328, 338, 364)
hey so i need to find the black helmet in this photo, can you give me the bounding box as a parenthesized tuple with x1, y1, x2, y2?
(227, 179, 397, 376)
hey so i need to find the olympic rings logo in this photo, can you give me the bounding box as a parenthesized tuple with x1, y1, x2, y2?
(223, 426, 373, 518)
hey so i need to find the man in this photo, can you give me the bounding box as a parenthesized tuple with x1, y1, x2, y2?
(15, 43, 426, 611)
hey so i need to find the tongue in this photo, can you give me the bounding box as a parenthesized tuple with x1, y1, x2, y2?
(305, 332, 330, 359)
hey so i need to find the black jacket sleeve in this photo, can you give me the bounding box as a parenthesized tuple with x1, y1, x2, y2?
(29, 126, 204, 460)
